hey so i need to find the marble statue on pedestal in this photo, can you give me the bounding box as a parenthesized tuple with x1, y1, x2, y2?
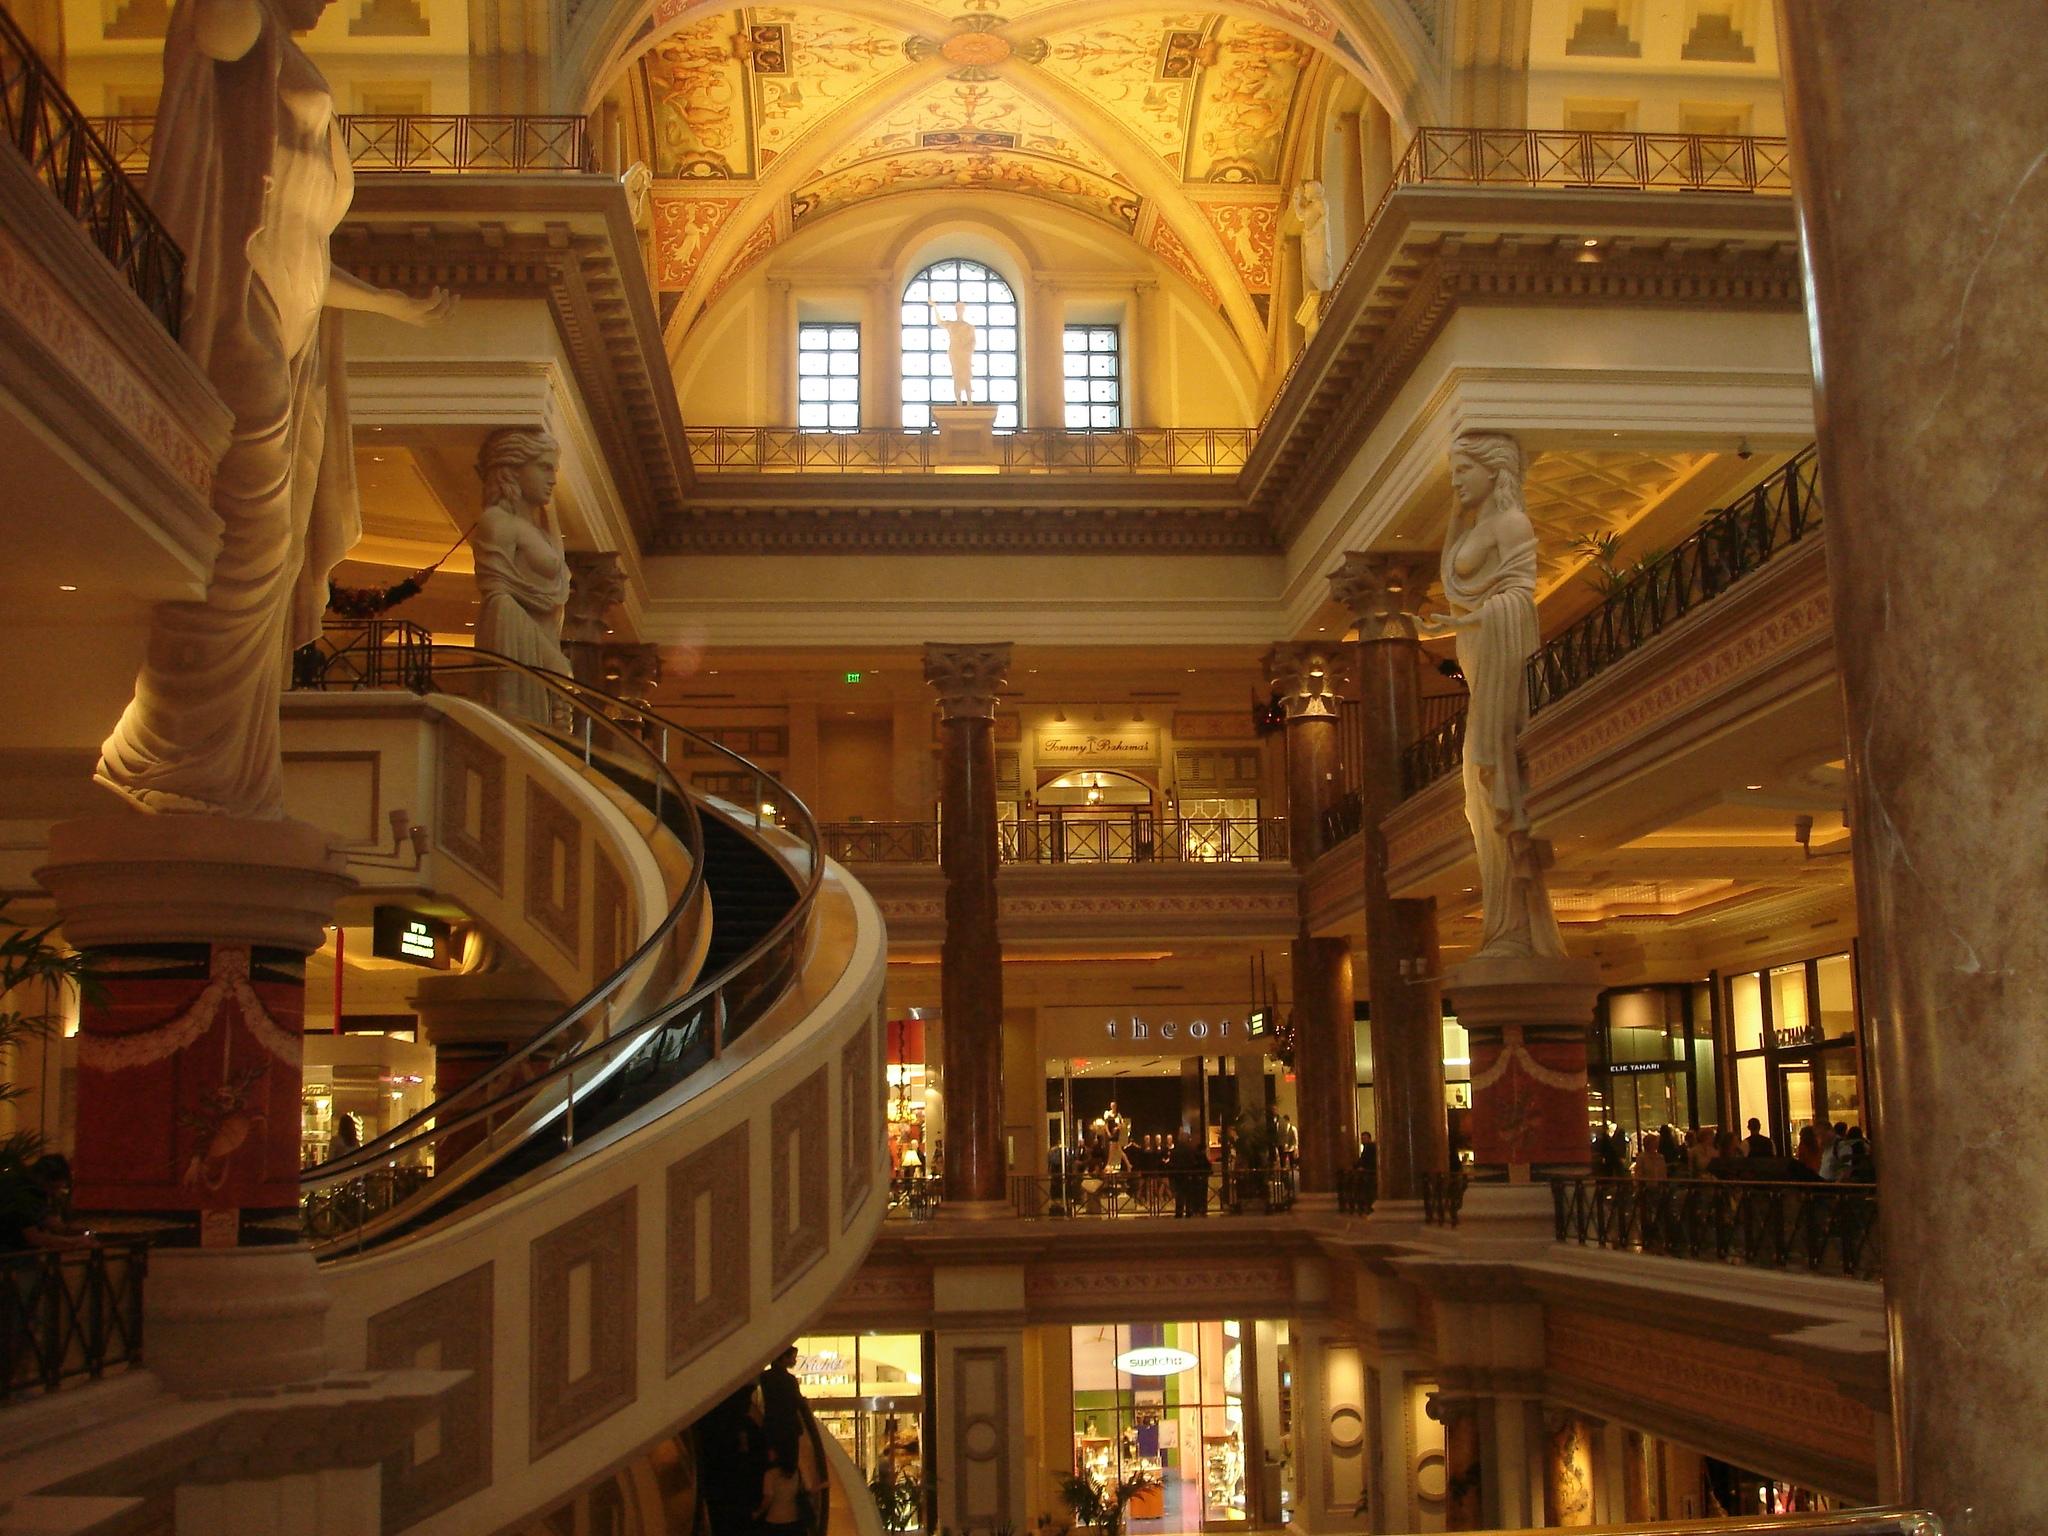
(1292, 179, 1333, 334)
(929, 301, 978, 404)
(1418, 430, 1567, 960)
(472, 428, 572, 726)
(95, 0, 451, 817)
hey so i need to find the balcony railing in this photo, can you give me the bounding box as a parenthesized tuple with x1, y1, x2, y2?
(820, 817, 1288, 865)
(684, 426, 1252, 476)
(1, 7, 184, 336)
(1421, 1170, 1468, 1225)
(90, 113, 595, 175)
(886, 1174, 940, 1221)
(291, 617, 434, 693)
(1010, 1168, 1296, 1218)
(1553, 1176, 1881, 1280)
(1396, 126, 1793, 195)
(2, 1241, 148, 1398)
(1401, 447, 1824, 795)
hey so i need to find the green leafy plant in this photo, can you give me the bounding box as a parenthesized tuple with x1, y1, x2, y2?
(1569, 530, 1666, 599)
(1059, 1471, 1155, 1536)
(0, 903, 98, 1234)
(868, 1463, 928, 1533)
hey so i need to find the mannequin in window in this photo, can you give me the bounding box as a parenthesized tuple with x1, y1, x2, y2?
(927, 301, 977, 404)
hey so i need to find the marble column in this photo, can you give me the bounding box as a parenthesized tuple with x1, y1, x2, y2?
(1267, 642, 1354, 1201)
(922, 642, 1010, 1213)
(1541, 1409, 1596, 1527)
(1330, 553, 1448, 1205)
(1620, 1427, 1655, 1523)
(36, 813, 354, 1391)
(1028, 279, 1064, 429)
(868, 277, 902, 431)
(409, 963, 560, 1164)
(1428, 1393, 1484, 1532)
(1133, 279, 1165, 428)
(1775, 6, 2048, 1529)
(561, 551, 624, 689)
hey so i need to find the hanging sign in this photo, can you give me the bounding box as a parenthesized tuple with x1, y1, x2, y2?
(1040, 1005, 1274, 1058)
(1034, 730, 1158, 763)
(372, 906, 454, 970)
(1116, 1347, 1199, 1377)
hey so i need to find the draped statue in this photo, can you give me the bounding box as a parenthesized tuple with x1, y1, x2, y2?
(928, 302, 978, 405)
(472, 428, 572, 726)
(1419, 431, 1567, 960)
(95, 0, 451, 817)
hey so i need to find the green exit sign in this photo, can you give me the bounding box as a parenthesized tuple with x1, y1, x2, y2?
(844, 671, 863, 684)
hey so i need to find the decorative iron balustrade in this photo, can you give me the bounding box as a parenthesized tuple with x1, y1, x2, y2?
(1010, 1168, 1296, 1219)
(1, 10, 184, 336)
(1401, 447, 1824, 795)
(1397, 126, 1793, 195)
(89, 113, 594, 175)
(1337, 1165, 1376, 1215)
(683, 426, 1252, 476)
(886, 1174, 940, 1221)
(292, 618, 434, 693)
(1421, 1170, 1468, 1225)
(2, 1240, 148, 1397)
(820, 817, 1288, 865)
(1552, 1175, 1881, 1280)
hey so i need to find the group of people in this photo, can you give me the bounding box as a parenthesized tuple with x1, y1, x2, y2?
(699, 1346, 828, 1536)
(0, 1154, 91, 1253)
(1592, 1118, 1877, 1183)
(1051, 1105, 1220, 1216)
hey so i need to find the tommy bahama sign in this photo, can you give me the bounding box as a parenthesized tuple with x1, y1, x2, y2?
(1034, 730, 1158, 762)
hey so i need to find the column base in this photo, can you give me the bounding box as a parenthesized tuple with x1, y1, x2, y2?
(146, 1244, 331, 1394)
(936, 1197, 1014, 1221)
(1292, 1190, 1343, 1216)
(1444, 954, 1600, 1178)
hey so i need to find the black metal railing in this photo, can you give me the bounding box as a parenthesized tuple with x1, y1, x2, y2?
(1421, 1170, 1468, 1225)
(90, 112, 595, 175)
(1552, 1176, 1881, 1280)
(885, 1174, 940, 1221)
(292, 618, 433, 692)
(2, 1241, 148, 1397)
(1010, 1168, 1296, 1218)
(0, 8, 183, 335)
(1337, 1165, 1376, 1215)
(1402, 447, 1823, 795)
(820, 817, 1288, 865)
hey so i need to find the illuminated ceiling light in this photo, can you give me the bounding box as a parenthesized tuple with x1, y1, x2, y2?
(58, 584, 77, 592)
(1746, 783, 1764, 791)
(1583, 238, 1600, 248)
(1054, 706, 1066, 723)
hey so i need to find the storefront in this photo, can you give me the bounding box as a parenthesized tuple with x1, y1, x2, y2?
(1353, 1005, 1471, 1159)
(1071, 1321, 1267, 1530)
(1588, 982, 1718, 1138)
(886, 1015, 936, 1180)
(1722, 949, 1863, 1153)
(791, 1332, 928, 1485)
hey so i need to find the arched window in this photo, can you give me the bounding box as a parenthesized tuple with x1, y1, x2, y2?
(900, 259, 1020, 431)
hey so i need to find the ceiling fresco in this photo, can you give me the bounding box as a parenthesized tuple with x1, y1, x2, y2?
(625, 1, 1341, 332)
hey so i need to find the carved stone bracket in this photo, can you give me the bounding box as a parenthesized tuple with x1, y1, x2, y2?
(922, 642, 1011, 722)
(1328, 550, 1436, 641)
(1264, 641, 1344, 720)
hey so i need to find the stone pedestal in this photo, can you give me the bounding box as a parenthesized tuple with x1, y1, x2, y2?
(1777, 5, 2048, 1527)
(930, 404, 999, 466)
(36, 813, 353, 1391)
(1267, 642, 1354, 1199)
(923, 643, 1010, 1213)
(1331, 553, 1450, 1204)
(1443, 954, 1599, 1182)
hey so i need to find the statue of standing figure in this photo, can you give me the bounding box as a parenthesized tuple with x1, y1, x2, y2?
(928, 301, 978, 405)
(472, 428, 573, 727)
(1292, 179, 1333, 333)
(1417, 431, 1567, 961)
(95, 0, 452, 817)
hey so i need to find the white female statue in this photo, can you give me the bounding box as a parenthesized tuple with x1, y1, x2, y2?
(472, 429, 573, 727)
(1418, 431, 1567, 960)
(95, 0, 451, 817)
(1293, 179, 1333, 296)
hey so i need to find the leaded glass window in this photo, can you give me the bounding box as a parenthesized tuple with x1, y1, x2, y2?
(797, 323, 860, 431)
(1062, 324, 1122, 431)
(900, 259, 1020, 431)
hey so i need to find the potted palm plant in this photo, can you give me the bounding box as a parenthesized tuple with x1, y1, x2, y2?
(1059, 1471, 1155, 1536)
(0, 902, 96, 1238)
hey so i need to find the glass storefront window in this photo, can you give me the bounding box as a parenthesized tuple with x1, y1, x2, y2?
(1821, 1046, 1863, 1130)
(1724, 951, 1863, 1151)
(1815, 954, 1856, 1043)
(1072, 1321, 1250, 1528)
(1770, 964, 1810, 1044)
(1729, 972, 1764, 1051)
(793, 1333, 926, 1484)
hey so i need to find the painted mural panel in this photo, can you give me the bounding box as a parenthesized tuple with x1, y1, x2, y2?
(818, 77, 1124, 182)
(752, 7, 909, 168)
(1183, 20, 1311, 183)
(792, 150, 1139, 229)
(1037, 13, 1208, 170)
(1143, 215, 1219, 306)
(1191, 195, 1280, 291)
(655, 193, 749, 289)
(643, 13, 757, 177)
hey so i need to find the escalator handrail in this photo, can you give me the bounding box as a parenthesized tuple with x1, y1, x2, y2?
(298, 645, 828, 1233)
(301, 646, 707, 1186)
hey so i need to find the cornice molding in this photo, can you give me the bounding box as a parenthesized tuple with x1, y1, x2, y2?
(653, 503, 1277, 555)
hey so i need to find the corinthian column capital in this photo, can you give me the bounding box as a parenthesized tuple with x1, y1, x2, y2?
(922, 642, 1012, 721)
(1328, 551, 1434, 641)
(1264, 641, 1343, 720)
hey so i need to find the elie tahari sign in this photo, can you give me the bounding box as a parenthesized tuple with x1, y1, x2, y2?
(1039, 1004, 1274, 1057)
(1034, 730, 1158, 762)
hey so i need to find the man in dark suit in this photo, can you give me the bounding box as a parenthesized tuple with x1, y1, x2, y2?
(1744, 1117, 1776, 1159)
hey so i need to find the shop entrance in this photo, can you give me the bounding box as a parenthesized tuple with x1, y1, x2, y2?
(1071, 1321, 1261, 1532)
(1029, 769, 1156, 861)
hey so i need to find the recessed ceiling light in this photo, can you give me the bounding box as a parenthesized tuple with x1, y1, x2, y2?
(1583, 239, 1599, 248)
(1746, 783, 1764, 791)
(371, 454, 384, 463)
(463, 620, 474, 627)
(1185, 667, 1196, 674)
(57, 584, 76, 592)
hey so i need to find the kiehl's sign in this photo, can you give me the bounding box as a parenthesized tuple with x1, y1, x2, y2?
(1035, 730, 1157, 761)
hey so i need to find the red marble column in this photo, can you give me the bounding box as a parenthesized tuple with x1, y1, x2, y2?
(1330, 553, 1449, 1203)
(922, 642, 1010, 1212)
(1429, 1393, 1485, 1531)
(1267, 642, 1354, 1199)
(1777, 6, 2048, 1526)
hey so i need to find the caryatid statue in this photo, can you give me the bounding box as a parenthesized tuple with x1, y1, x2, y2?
(95, 0, 452, 817)
(472, 428, 573, 727)
(928, 301, 978, 405)
(1292, 179, 1333, 332)
(1416, 431, 1567, 961)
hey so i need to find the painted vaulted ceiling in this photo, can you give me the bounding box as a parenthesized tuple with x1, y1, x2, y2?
(614, 0, 1365, 346)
